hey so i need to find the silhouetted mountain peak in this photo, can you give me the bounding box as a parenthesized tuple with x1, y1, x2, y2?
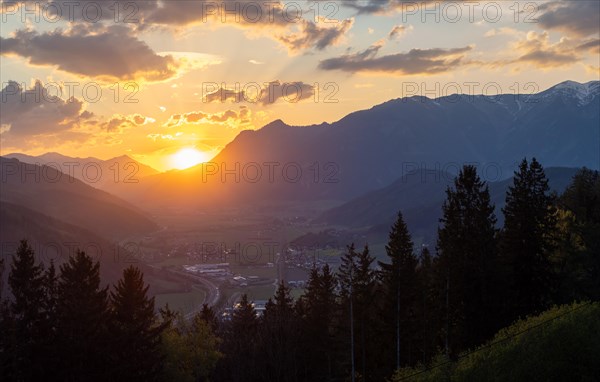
(551, 80, 598, 92)
(110, 154, 134, 161)
(261, 119, 290, 130)
(38, 151, 98, 162)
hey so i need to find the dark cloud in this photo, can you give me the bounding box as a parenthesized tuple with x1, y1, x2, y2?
(576, 38, 600, 54)
(143, 0, 352, 52)
(318, 42, 472, 75)
(517, 50, 577, 67)
(538, 1, 600, 37)
(343, 0, 435, 14)
(1, 25, 177, 81)
(143, 0, 305, 29)
(204, 88, 245, 103)
(0, 80, 157, 150)
(277, 18, 354, 52)
(259, 81, 315, 105)
(2, 1, 354, 55)
(2, 0, 158, 23)
(0, 80, 91, 137)
(0, 80, 95, 150)
(203, 82, 316, 105)
(343, 0, 394, 14)
(388, 25, 410, 40)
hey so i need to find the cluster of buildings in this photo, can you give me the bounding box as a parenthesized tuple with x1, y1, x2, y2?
(181, 262, 272, 287)
(183, 263, 231, 277)
(283, 247, 340, 271)
(222, 299, 269, 320)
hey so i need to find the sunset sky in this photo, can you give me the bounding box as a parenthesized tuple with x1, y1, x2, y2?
(1, 0, 598, 171)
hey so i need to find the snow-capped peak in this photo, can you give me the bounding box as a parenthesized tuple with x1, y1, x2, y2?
(548, 80, 599, 106)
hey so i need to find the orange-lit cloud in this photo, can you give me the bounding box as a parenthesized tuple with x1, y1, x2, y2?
(510, 31, 599, 69)
(101, 114, 155, 134)
(163, 107, 251, 129)
(276, 17, 354, 53)
(1, 25, 178, 82)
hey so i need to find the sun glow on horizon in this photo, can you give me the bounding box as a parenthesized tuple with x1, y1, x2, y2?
(170, 148, 209, 170)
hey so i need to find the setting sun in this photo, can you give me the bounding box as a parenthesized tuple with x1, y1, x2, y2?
(170, 148, 209, 170)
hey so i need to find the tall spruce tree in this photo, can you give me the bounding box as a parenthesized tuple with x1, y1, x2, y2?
(558, 168, 600, 301)
(55, 250, 110, 382)
(109, 266, 165, 381)
(437, 165, 499, 356)
(261, 281, 299, 382)
(0, 257, 8, 374)
(219, 294, 258, 382)
(500, 158, 556, 320)
(43, 260, 58, 322)
(338, 244, 377, 380)
(39, 260, 59, 381)
(199, 303, 219, 332)
(0, 283, 14, 380)
(7, 240, 47, 381)
(0, 258, 5, 301)
(301, 264, 339, 380)
(417, 246, 437, 364)
(378, 211, 419, 371)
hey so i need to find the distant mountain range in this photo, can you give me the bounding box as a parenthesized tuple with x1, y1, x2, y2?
(0, 157, 163, 287)
(317, 167, 581, 243)
(0, 157, 157, 241)
(108, 80, 598, 209)
(0, 201, 129, 284)
(4, 152, 160, 192)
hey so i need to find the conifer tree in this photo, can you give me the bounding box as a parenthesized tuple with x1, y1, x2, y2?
(109, 266, 165, 381)
(437, 165, 499, 356)
(220, 294, 258, 382)
(0, 258, 5, 301)
(43, 260, 58, 321)
(199, 303, 219, 332)
(417, 246, 437, 364)
(301, 264, 339, 379)
(557, 168, 600, 301)
(500, 158, 556, 320)
(7, 240, 46, 381)
(39, 260, 59, 380)
(0, 256, 16, 379)
(261, 281, 299, 382)
(55, 250, 110, 382)
(378, 211, 419, 370)
(0, 289, 14, 379)
(338, 244, 377, 380)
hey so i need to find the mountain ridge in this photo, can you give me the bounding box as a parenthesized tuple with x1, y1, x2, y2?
(317, 167, 582, 243)
(0, 157, 158, 240)
(78, 80, 599, 209)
